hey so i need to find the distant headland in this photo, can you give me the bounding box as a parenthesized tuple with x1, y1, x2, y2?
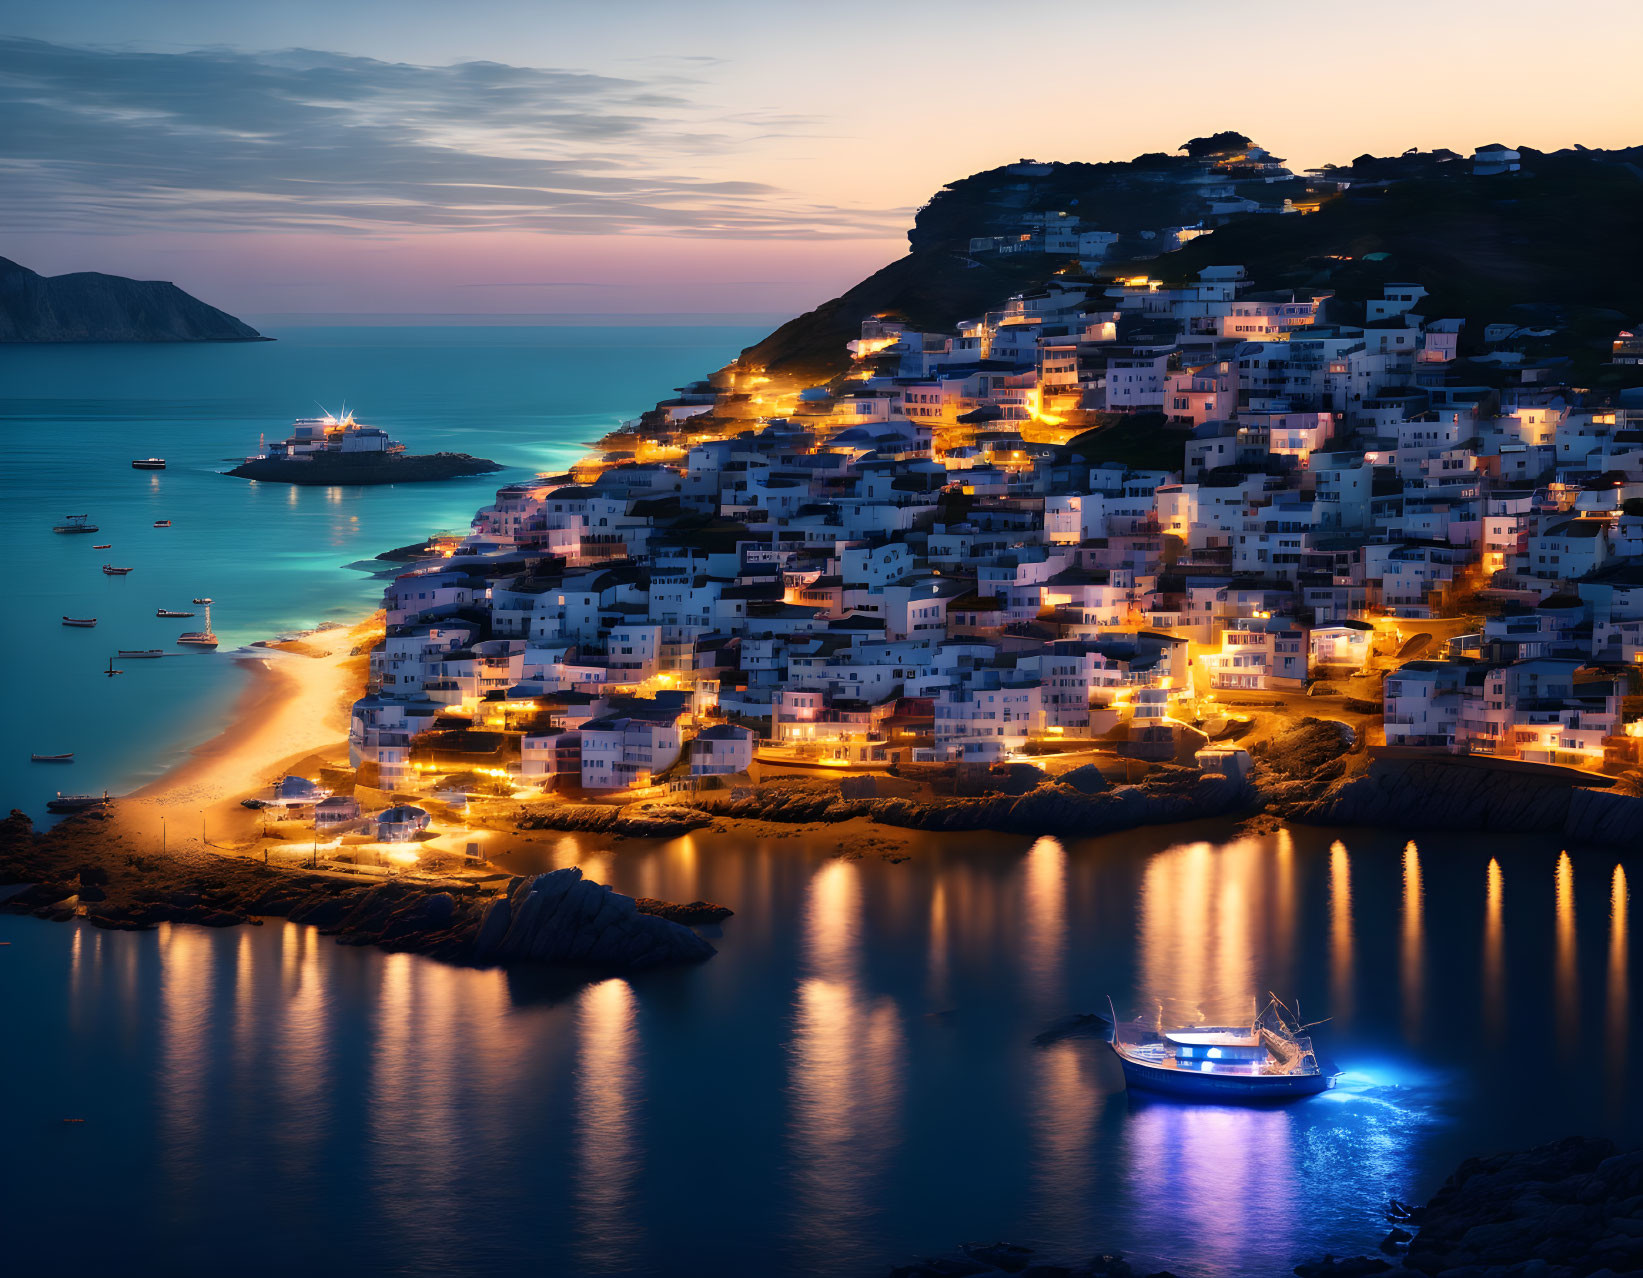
(0, 255, 267, 343)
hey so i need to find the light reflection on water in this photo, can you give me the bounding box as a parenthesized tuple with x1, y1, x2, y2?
(1609, 866, 1630, 1105)
(1402, 842, 1424, 1042)
(788, 858, 905, 1265)
(1556, 850, 1580, 1054)
(5, 825, 1641, 1278)
(1329, 839, 1355, 1026)
(1484, 858, 1506, 1043)
(576, 978, 642, 1271)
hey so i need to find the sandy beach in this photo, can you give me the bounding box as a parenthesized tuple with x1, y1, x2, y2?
(115, 614, 382, 850)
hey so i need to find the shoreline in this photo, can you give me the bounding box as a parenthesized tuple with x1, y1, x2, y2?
(113, 614, 382, 851)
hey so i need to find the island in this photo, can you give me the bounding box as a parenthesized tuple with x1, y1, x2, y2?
(226, 411, 503, 485)
(0, 254, 266, 343)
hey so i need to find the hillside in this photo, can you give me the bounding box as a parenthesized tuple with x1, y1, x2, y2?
(740, 144, 1240, 384)
(0, 256, 266, 343)
(737, 138, 1643, 388)
(1151, 146, 1643, 372)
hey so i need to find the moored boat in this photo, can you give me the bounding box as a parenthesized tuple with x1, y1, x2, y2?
(105, 657, 122, 677)
(177, 602, 218, 649)
(61, 616, 97, 627)
(132, 458, 167, 470)
(192, 597, 213, 605)
(102, 564, 134, 575)
(31, 753, 74, 763)
(53, 514, 98, 534)
(47, 791, 110, 813)
(156, 608, 195, 617)
(1106, 996, 1337, 1102)
(117, 649, 165, 658)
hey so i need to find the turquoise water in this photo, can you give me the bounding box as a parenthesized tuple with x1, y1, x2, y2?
(0, 323, 767, 819)
(3, 823, 1638, 1276)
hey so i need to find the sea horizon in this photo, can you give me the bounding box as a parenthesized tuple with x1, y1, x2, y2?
(242, 311, 795, 329)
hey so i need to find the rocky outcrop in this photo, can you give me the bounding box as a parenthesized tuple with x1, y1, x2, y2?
(1267, 756, 1643, 847)
(473, 868, 714, 968)
(635, 897, 733, 925)
(0, 811, 715, 973)
(1292, 1137, 1643, 1278)
(709, 768, 1248, 838)
(226, 452, 502, 485)
(0, 255, 265, 342)
(515, 803, 714, 839)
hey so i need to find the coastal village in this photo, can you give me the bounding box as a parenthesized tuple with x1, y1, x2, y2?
(258, 140, 1643, 858)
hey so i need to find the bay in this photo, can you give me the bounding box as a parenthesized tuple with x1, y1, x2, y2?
(2, 823, 1636, 1276)
(0, 321, 769, 820)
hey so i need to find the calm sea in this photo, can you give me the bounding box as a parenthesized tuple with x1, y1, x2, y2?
(0, 321, 769, 820)
(2, 823, 1637, 1276)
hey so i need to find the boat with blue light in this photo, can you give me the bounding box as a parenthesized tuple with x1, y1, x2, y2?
(1106, 996, 1338, 1101)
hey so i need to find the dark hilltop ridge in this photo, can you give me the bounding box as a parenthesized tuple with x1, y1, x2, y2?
(741, 133, 1643, 386)
(0, 254, 266, 343)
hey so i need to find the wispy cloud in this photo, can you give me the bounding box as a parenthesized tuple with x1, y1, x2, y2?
(0, 37, 906, 239)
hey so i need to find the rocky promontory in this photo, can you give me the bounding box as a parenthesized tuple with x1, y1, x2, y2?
(515, 802, 715, 839)
(226, 451, 502, 486)
(0, 255, 266, 342)
(0, 811, 714, 973)
(705, 765, 1249, 837)
(473, 867, 714, 966)
(1264, 753, 1643, 847)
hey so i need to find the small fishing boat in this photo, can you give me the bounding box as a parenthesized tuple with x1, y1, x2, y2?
(131, 458, 167, 470)
(93, 543, 111, 549)
(102, 564, 134, 575)
(153, 520, 172, 528)
(1106, 996, 1338, 1102)
(117, 649, 165, 659)
(192, 597, 213, 605)
(61, 616, 98, 627)
(47, 792, 110, 813)
(177, 602, 219, 650)
(31, 753, 74, 763)
(105, 657, 123, 677)
(156, 608, 195, 618)
(53, 515, 98, 534)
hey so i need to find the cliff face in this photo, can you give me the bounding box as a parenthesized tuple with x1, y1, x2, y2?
(0, 255, 265, 343)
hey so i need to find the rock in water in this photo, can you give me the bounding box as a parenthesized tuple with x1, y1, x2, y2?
(1032, 1011, 1112, 1046)
(473, 867, 715, 970)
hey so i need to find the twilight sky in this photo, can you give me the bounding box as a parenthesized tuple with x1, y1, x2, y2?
(3, 0, 1640, 317)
